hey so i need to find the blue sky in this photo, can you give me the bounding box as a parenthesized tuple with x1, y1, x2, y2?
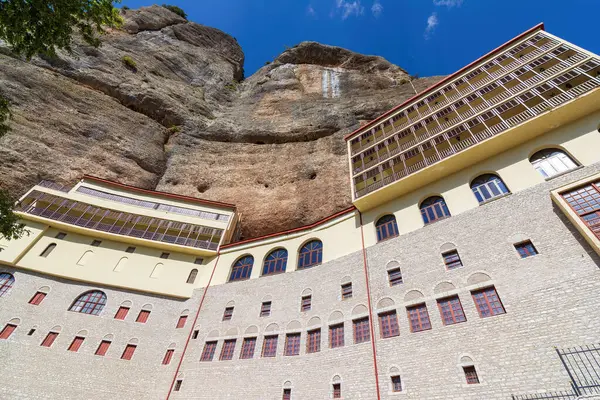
(121, 0, 599, 78)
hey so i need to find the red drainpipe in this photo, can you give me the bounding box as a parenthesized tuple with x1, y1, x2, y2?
(359, 211, 382, 400)
(165, 254, 221, 399)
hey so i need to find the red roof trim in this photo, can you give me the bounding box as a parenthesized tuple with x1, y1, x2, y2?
(221, 206, 357, 249)
(81, 175, 237, 210)
(344, 23, 545, 142)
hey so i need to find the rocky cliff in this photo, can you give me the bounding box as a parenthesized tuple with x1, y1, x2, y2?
(0, 5, 442, 239)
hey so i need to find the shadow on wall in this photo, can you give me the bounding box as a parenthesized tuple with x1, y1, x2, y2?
(552, 203, 600, 270)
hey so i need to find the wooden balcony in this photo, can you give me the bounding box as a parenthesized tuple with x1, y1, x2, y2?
(16, 191, 222, 251)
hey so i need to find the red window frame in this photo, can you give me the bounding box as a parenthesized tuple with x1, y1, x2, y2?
(41, 332, 59, 347)
(301, 295, 312, 312)
(284, 333, 301, 356)
(388, 268, 403, 286)
(333, 383, 342, 399)
(240, 337, 256, 359)
(220, 339, 236, 360)
(442, 250, 463, 269)
(283, 388, 292, 400)
(391, 375, 402, 392)
(378, 311, 400, 338)
(29, 291, 47, 305)
(162, 349, 175, 365)
(260, 301, 271, 317)
(0, 272, 14, 297)
(306, 329, 321, 353)
(262, 249, 288, 276)
(0, 324, 17, 339)
(262, 335, 278, 358)
(223, 307, 234, 321)
(67, 336, 85, 352)
(341, 283, 353, 300)
(176, 315, 188, 329)
(353, 317, 370, 344)
(472, 287, 506, 318)
(437, 296, 467, 325)
(561, 183, 600, 240)
(136, 310, 151, 323)
(121, 344, 137, 360)
(114, 306, 130, 320)
(297, 240, 323, 269)
(407, 303, 432, 332)
(463, 366, 480, 384)
(229, 255, 254, 281)
(200, 341, 217, 362)
(329, 323, 345, 348)
(69, 290, 107, 316)
(95, 340, 111, 356)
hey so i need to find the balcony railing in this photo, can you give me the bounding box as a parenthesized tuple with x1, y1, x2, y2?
(354, 78, 600, 199)
(352, 52, 591, 176)
(37, 180, 73, 193)
(17, 191, 222, 251)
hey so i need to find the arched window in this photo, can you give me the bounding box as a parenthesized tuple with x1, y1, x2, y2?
(420, 196, 451, 225)
(69, 290, 107, 316)
(471, 174, 510, 204)
(229, 256, 254, 282)
(530, 148, 578, 178)
(187, 268, 198, 284)
(298, 240, 323, 269)
(0, 273, 15, 297)
(375, 215, 399, 242)
(262, 249, 288, 276)
(40, 243, 56, 258)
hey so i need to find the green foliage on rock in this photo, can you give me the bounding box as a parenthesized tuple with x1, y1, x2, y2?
(0, 94, 11, 139)
(0, 0, 123, 60)
(161, 4, 187, 19)
(122, 55, 137, 70)
(0, 190, 26, 241)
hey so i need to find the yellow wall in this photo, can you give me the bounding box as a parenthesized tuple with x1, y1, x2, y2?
(213, 211, 362, 285)
(360, 110, 600, 248)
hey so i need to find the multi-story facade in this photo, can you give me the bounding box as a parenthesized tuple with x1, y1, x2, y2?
(1, 24, 600, 399)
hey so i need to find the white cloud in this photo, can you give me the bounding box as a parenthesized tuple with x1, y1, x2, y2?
(433, 0, 463, 7)
(424, 12, 438, 39)
(335, 0, 365, 20)
(307, 4, 316, 16)
(371, 0, 383, 17)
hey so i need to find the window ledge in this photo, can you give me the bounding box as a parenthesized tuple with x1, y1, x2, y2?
(478, 192, 511, 206)
(544, 165, 584, 181)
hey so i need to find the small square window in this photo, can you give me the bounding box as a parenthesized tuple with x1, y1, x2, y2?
(442, 250, 463, 269)
(260, 301, 271, 317)
(223, 306, 234, 321)
(391, 375, 402, 392)
(160, 252, 170, 259)
(194, 257, 204, 265)
(333, 383, 342, 399)
(463, 366, 480, 384)
(174, 380, 183, 392)
(301, 295, 312, 312)
(55, 232, 67, 240)
(192, 330, 199, 340)
(283, 388, 292, 400)
(29, 292, 47, 306)
(341, 283, 353, 300)
(125, 246, 136, 253)
(387, 268, 403, 286)
(91, 240, 102, 247)
(514, 240, 538, 258)
(136, 310, 151, 323)
(176, 315, 188, 329)
(27, 328, 36, 336)
(162, 349, 174, 365)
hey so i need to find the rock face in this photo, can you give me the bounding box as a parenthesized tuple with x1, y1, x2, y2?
(0, 5, 442, 239)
